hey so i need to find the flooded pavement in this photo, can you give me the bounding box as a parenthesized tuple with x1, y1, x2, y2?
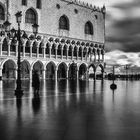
(0, 79, 140, 140)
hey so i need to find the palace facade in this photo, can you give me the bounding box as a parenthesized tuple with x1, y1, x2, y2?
(0, 0, 106, 80)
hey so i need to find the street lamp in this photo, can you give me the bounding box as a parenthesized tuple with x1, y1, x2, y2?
(32, 23, 39, 37)
(3, 11, 39, 98)
(14, 11, 23, 98)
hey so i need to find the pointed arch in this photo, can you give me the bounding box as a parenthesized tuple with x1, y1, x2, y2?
(21, 60, 30, 79)
(68, 62, 77, 80)
(59, 15, 69, 30)
(46, 61, 56, 79)
(57, 62, 67, 79)
(79, 63, 87, 79)
(2, 38, 8, 52)
(2, 59, 16, 79)
(25, 8, 38, 24)
(85, 21, 93, 35)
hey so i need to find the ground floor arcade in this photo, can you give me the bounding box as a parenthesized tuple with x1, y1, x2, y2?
(0, 59, 104, 80)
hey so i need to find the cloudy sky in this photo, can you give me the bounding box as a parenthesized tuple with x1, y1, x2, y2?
(82, 0, 140, 69)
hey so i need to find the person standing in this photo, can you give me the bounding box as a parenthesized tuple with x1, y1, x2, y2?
(32, 71, 40, 97)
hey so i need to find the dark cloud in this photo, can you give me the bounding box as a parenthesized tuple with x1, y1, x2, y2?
(106, 1, 140, 53)
(112, 0, 140, 9)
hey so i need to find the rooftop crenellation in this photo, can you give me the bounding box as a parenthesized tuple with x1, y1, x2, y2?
(60, 0, 106, 13)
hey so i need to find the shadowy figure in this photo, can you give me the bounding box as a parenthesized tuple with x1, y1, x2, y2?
(32, 71, 40, 97)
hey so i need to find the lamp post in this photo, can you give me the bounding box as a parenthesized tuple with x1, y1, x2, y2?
(32, 23, 39, 37)
(14, 11, 23, 98)
(2, 11, 39, 98)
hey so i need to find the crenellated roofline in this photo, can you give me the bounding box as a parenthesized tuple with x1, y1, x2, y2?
(60, 0, 106, 14)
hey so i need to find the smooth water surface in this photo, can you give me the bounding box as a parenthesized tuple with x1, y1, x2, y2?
(0, 80, 140, 140)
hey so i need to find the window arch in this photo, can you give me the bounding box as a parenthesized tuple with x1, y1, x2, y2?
(36, 0, 41, 9)
(25, 8, 37, 24)
(59, 15, 69, 30)
(85, 21, 93, 35)
(22, 0, 27, 6)
(0, 4, 5, 20)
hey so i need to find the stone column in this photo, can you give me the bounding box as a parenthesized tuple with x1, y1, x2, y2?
(71, 47, 74, 60)
(76, 47, 78, 60)
(29, 68, 32, 80)
(49, 46, 52, 59)
(55, 68, 58, 81)
(66, 45, 69, 60)
(61, 44, 64, 60)
(0, 42, 2, 56)
(42, 69, 46, 80)
(77, 68, 79, 80)
(66, 68, 69, 79)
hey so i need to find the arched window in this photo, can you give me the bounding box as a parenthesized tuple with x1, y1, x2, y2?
(59, 15, 69, 30)
(85, 21, 93, 35)
(0, 5, 5, 20)
(25, 9, 37, 24)
(36, 0, 41, 9)
(22, 0, 27, 6)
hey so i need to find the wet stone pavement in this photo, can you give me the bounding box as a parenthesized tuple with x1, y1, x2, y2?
(0, 79, 140, 140)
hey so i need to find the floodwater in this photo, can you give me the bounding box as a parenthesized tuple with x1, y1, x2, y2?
(0, 79, 140, 140)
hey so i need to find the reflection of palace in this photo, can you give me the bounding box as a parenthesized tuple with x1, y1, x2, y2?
(0, 0, 105, 80)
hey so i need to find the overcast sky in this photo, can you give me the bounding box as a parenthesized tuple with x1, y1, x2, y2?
(82, 0, 140, 67)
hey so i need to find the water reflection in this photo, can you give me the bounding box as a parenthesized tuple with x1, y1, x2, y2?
(32, 97, 41, 115)
(0, 80, 140, 140)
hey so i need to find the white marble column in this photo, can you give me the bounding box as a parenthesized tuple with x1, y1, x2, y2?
(29, 69, 32, 80)
(55, 68, 58, 81)
(77, 69, 79, 79)
(61, 44, 64, 59)
(30, 45, 32, 58)
(42, 69, 46, 80)
(49, 46, 52, 59)
(71, 48, 74, 60)
(0, 42, 2, 56)
(8, 43, 10, 56)
(66, 68, 69, 79)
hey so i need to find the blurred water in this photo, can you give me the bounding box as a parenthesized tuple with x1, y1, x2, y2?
(0, 80, 140, 140)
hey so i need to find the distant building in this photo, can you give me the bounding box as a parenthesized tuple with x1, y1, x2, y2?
(0, 0, 106, 80)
